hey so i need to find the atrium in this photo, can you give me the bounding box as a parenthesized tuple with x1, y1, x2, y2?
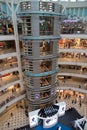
(0, 0, 87, 130)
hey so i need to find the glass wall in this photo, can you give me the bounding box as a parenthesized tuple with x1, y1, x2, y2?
(20, 1, 31, 11)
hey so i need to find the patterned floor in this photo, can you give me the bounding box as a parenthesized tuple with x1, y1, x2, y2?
(0, 105, 29, 130)
(0, 95, 87, 130)
(57, 95, 87, 118)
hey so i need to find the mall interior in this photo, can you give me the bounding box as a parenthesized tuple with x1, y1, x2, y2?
(0, 0, 87, 130)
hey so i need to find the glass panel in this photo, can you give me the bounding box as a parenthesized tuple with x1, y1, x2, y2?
(40, 40, 53, 55)
(24, 41, 32, 56)
(20, 1, 31, 11)
(25, 60, 33, 72)
(75, 8, 78, 17)
(40, 16, 54, 35)
(79, 8, 83, 17)
(84, 8, 87, 17)
(40, 60, 52, 72)
(40, 76, 51, 87)
(22, 17, 31, 36)
(40, 90, 51, 99)
(39, 2, 54, 12)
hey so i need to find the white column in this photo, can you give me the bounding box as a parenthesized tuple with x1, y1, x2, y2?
(10, 0, 24, 90)
(82, 8, 84, 19)
(73, 8, 75, 15)
(78, 8, 80, 18)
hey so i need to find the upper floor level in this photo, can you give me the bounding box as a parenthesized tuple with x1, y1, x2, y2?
(0, 41, 16, 58)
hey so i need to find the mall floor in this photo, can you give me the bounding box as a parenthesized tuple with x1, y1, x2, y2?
(0, 94, 87, 130)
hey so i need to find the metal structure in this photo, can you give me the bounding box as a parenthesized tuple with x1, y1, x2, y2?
(18, 0, 62, 111)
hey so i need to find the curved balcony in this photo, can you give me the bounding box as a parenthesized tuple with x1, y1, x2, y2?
(18, 10, 62, 17)
(22, 35, 60, 41)
(58, 57, 87, 66)
(0, 52, 17, 59)
(0, 35, 15, 41)
(57, 81, 87, 94)
(0, 67, 18, 76)
(60, 34, 87, 39)
(57, 86, 87, 94)
(59, 48, 87, 53)
(61, 30, 87, 35)
(59, 44, 87, 50)
(58, 68, 87, 78)
(24, 52, 58, 60)
(0, 80, 20, 92)
(0, 91, 26, 114)
(0, 48, 16, 55)
(28, 82, 57, 91)
(0, 74, 20, 88)
(25, 68, 58, 77)
(0, 63, 18, 72)
(40, 82, 57, 91)
(0, 87, 21, 103)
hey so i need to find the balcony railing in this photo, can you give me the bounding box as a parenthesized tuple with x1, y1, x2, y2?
(0, 89, 26, 108)
(59, 68, 87, 74)
(60, 30, 87, 34)
(57, 81, 87, 90)
(59, 44, 87, 49)
(0, 75, 19, 87)
(0, 63, 18, 72)
(0, 48, 16, 55)
(58, 57, 87, 64)
(0, 91, 26, 113)
(60, 23, 87, 34)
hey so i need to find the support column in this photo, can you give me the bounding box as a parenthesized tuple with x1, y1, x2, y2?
(10, 0, 24, 90)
